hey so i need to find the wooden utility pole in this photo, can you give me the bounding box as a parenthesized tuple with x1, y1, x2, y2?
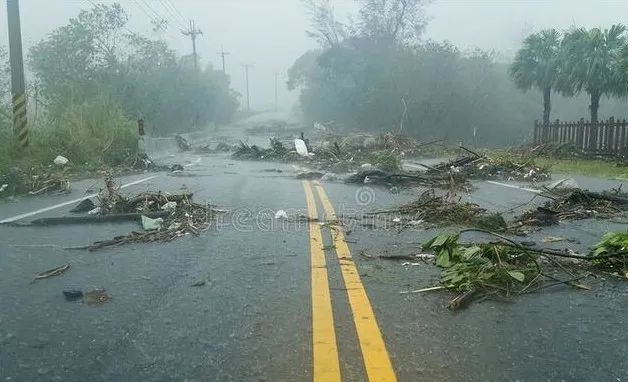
(6, 0, 28, 149)
(274, 72, 279, 112)
(216, 46, 230, 73)
(182, 20, 202, 129)
(243, 64, 251, 112)
(182, 20, 202, 73)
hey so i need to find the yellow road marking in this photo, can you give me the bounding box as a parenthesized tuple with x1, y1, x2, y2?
(313, 181, 397, 382)
(303, 181, 342, 382)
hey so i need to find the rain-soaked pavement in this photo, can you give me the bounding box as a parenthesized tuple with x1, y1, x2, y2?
(1, 117, 627, 381)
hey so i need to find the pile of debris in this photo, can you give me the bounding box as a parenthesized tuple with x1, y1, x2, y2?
(27, 168, 71, 195)
(232, 138, 301, 161)
(414, 231, 609, 310)
(79, 178, 217, 250)
(592, 231, 628, 274)
(368, 133, 452, 158)
(0, 166, 71, 197)
(515, 187, 628, 227)
(429, 149, 551, 182)
(344, 169, 466, 189)
(369, 189, 506, 230)
(12, 177, 219, 250)
(410, 228, 628, 310)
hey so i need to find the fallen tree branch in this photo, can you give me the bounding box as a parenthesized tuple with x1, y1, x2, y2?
(13, 211, 170, 226)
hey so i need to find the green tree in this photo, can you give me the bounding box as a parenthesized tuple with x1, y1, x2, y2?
(28, 3, 128, 109)
(0, 47, 10, 133)
(510, 29, 562, 125)
(561, 24, 627, 125)
(29, 2, 238, 135)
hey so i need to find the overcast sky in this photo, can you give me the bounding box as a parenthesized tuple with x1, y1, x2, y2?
(2, 0, 628, 110)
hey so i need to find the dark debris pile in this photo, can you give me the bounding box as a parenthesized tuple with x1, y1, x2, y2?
(79, 177, 219, 251)
(0, 166, 71, 197)
(429, 150, 551, 182)
(232, 138, 301, 161)
(370, 189, 506, 231)
(515, 188, 628, 227)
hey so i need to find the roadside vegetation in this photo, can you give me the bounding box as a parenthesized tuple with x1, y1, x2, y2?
(533, 157, 628, 179)
(0, 3, 239, 190)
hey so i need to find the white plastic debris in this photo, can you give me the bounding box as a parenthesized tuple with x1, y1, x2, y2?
(321, 172, 338, 181)
(401, 262, 422, 266)
(360, 163, 373, 170)
(275, 210, 289, 219)
(168, 222, 182, 230)
(392, 217, 401, 223)
(313, 121, 328, 132)
(294, 139, 309, 156)
(161, 201, 177, 212)
(0, 184, 7, 193)
(142, 215, 163, 231)
(88, 207, 101, 215)
(53, 155, 69, 166)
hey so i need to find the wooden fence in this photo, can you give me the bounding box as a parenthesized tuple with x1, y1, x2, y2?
(534, 117, 628, 155)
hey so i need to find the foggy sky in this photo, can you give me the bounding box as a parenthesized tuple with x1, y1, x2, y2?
(2, 0, 628, 110)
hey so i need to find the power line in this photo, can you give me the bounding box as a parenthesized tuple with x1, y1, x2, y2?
(156, 0, 187, 29)
(139, 0, 163, 20)
(83, 0, 136, 36)
(126, 0, 182, 40)
(164, 0, 188, 26)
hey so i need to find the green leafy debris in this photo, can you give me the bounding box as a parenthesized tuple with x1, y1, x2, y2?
(591, 231, 628, 272)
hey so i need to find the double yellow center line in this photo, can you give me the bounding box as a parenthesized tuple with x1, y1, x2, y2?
(303, 181, 397, 382)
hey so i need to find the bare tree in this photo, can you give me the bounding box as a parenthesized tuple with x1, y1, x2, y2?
(303, 0, 346, 47)
(357, 0, 428, 44)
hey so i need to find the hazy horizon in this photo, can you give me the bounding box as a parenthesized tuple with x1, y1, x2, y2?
(2, 0, 627, 110)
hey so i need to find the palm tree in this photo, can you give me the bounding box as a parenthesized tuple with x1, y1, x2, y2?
(561, 24, 627, 125)
(510, 29, 562, 126)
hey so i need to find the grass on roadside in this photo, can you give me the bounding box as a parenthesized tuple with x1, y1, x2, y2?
(534, 157, 628, 179)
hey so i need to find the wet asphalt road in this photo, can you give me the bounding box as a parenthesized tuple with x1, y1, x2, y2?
(1, 125, 628, 381)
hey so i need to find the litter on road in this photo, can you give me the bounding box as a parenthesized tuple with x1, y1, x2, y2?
(35, 264, 71, 280)
(83, 289, 111, 306)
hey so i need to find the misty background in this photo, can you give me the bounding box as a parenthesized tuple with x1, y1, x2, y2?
(2, 0, 628, 112)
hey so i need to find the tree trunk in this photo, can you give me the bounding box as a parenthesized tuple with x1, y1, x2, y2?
(588, 90, 601, 151)
(542, 87, 551, 126)
(590, 90, 600, 124)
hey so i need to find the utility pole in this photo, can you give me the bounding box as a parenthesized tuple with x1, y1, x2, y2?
(182, 20, 202, 73)
(6, 0, 28, 149)
(216, 46, 230, 74)
(274, 72, 279, 112)
(182, 20, 202, 130)
(243, 64, 251, 113)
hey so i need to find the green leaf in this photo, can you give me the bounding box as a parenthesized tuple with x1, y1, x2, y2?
(431, 234, 450, 248)
(592, 246, 607, 256)
(507, 270, 525, 282)
(436, 249, 451, 268)
(461, 246, 482, 259)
